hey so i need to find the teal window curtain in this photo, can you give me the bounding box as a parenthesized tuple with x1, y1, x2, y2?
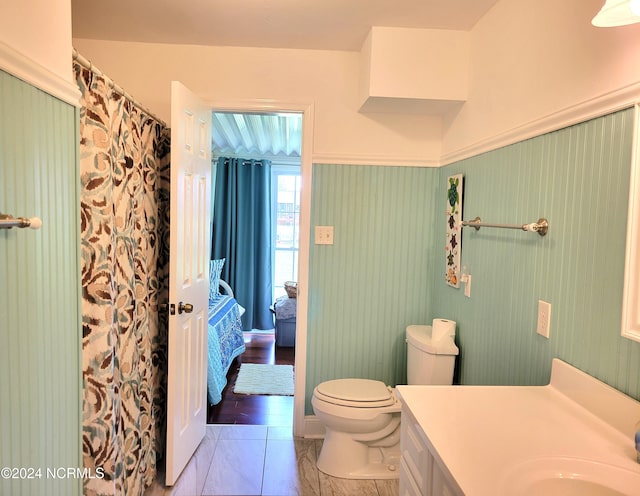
(212, 157, 273, 330)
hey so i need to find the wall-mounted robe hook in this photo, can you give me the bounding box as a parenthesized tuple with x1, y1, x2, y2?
(0, 213, 42, 230)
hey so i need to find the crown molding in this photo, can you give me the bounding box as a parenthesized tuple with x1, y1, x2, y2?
(0, 42, 81, 107)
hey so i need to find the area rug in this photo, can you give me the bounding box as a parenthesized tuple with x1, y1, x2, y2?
(233, 363, 294, 396)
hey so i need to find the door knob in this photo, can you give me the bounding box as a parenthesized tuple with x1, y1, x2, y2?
(178, 302, 193, 314)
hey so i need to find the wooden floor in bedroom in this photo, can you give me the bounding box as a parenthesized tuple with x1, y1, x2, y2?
(207, 331, 296, 425)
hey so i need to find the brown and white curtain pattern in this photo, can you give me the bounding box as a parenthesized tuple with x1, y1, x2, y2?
(75, 61, 170, 496)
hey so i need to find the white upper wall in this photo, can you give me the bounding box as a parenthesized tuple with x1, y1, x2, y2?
(0, 0, 71, 79)
(74, 0, 640, 165)
(442, 0, 640, 162)
(72, 39, 444, 166)
(0, 0, 78, 105)
(3, 0, 640, 163)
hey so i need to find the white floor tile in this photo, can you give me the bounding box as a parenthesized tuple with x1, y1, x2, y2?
(202, 439, 266, 495)
(218, 424, 269, 440)
(375, 479, 399, 496)
(193, 427, 222, 495)
(266, 425, 295, 440)
(170, 458, 198, 496)
(146, 425, 398, 496)
(318, 472, 380, 496)
(262, 438, 320, 496)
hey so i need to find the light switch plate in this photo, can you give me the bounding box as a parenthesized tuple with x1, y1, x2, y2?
(537, 300, 551, 338)
(315, 226, 334, 245)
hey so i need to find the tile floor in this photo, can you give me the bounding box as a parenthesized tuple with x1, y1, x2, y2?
(145, 424, 399, 496)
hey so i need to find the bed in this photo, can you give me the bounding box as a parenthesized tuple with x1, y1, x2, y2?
(207, 278, 246, 405)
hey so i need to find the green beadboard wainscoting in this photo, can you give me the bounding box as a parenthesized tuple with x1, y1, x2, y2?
(0, 71, 81, 495)
(305, 108, 640, 415)
(306, 164, 440, 413)
(435, 108, 640, 399)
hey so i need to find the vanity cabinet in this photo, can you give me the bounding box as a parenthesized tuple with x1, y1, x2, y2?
(399, 409, 462, 496)
(396, 360, 640, 496)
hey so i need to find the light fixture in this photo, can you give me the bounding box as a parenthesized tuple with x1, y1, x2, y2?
(592, 0, 640, 27)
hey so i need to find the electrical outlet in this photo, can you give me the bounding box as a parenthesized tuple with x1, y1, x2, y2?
(315, 226, 334, 245)
(537, 300, 551, 338)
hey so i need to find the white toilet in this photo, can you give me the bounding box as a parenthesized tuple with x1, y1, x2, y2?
(311, 324, 459, 479)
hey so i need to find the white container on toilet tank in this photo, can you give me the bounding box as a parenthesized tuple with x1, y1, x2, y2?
(406, 323, 459, 385)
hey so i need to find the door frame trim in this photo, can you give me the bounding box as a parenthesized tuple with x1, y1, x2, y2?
(208, 98, 314, 437)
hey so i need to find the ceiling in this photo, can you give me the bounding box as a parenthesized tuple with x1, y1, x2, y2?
(213, 112, 303, 162)
(71, 0, 499, 52)
(72, 0, 499, 160)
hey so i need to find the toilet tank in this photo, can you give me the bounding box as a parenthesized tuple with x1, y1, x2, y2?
(406, 325, 459, 385)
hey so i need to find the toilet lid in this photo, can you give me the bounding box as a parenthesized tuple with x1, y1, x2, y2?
(315, 379, 396, 407)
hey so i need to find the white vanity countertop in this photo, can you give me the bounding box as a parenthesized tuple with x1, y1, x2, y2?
(396, 359, 640, 495)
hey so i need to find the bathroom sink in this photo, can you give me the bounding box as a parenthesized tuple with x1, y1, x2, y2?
(500, 457, 640, 496)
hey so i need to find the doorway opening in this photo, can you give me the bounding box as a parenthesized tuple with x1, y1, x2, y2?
(208, 110, 302, 426)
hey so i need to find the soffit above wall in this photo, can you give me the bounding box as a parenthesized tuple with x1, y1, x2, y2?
(359, 97, 466, 115)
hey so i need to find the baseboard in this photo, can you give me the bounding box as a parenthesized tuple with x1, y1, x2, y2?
(303, 415, 325, 439)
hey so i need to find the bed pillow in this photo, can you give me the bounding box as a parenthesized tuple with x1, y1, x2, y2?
(209, 258, 225, 301)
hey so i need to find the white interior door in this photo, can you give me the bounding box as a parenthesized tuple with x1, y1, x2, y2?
(166, 81, 212, 486)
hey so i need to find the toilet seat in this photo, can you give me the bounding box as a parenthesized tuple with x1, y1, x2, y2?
(314, 378, 396, 408)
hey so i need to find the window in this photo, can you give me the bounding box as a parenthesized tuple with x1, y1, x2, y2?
(272, 166, 301, 299)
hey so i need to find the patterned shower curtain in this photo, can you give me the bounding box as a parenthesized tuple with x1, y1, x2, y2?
(74, 62, 171, 496)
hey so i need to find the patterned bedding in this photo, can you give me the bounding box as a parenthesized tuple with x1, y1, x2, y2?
(207, 294, 245, 405)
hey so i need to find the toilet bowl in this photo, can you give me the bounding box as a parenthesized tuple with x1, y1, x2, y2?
(312, 324, 459, 480)
(311, 378, 402, 479)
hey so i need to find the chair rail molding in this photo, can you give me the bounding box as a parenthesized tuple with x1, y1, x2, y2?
(0, 41, 80, 107)
(312, 151, 439, 167)
(441, 82, 640, 166)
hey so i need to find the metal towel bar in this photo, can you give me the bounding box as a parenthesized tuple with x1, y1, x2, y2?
(460, 217, 548, 236)
(0, 213, 42, 230)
